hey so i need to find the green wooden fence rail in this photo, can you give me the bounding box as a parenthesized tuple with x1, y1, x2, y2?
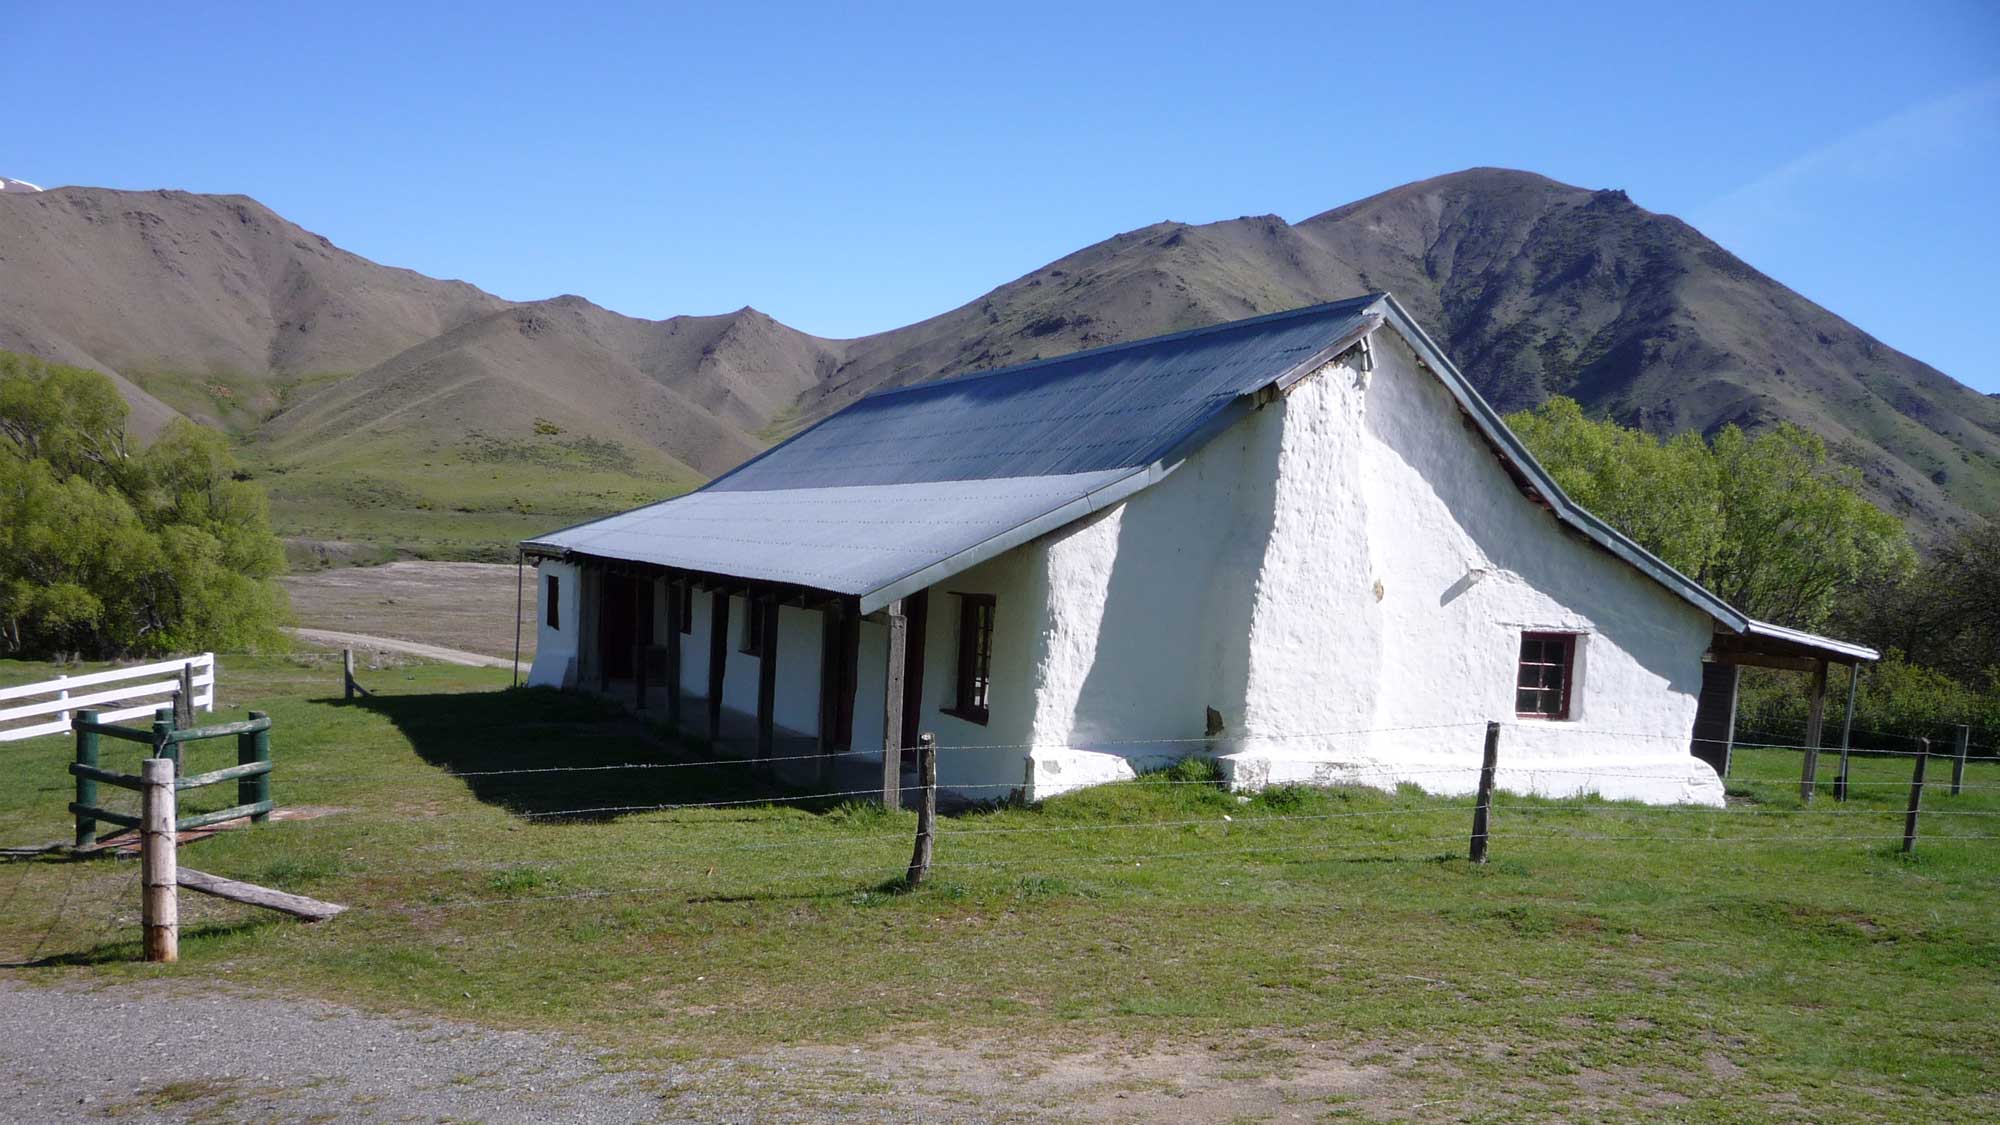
(69, 706, 273, 847)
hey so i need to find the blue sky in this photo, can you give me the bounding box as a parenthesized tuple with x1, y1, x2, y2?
(8, 1, 1999, 391)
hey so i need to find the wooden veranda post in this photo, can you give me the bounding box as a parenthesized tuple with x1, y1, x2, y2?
(1470, 721, 1500, 864)
(1799, 659, 1828, 803)
(73, 708, 100, 849)
(1835, 662, 1860, 801)
(882, 598, 906, 810)
(1952, 724, 1971, 796)
(906, 733, 937, 885)
(141, 757, 179, 963)
(756, 591, 779, 764)
(1903, 738, 1929, 855)
(707, 589, 729, 742)
(238, 710, 271, 823)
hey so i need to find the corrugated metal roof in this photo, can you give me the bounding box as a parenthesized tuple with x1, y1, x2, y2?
(523, 291, 1875, 660)
(527, 297, 1384, 609)
(528, 469, 1140, 597)
(705, 294, 1385, 491)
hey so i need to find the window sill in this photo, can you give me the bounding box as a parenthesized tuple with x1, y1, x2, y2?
(941, 706, 990, 727)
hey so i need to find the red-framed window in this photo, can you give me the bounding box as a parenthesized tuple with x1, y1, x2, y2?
(1516, 632, 1576, 719)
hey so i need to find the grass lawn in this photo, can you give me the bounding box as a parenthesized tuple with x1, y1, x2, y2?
(3, 654, 1996, 1121)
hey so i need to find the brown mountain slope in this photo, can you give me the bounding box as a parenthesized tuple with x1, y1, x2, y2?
(3, 170, 1992, 556)
(800, 169, 1999, 535)
(0, 186, 506, 434)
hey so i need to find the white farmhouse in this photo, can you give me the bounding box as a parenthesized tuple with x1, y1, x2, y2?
(523, 295, 1874, 807)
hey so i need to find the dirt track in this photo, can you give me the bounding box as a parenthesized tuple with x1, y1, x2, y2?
(278, 561, 532, 662)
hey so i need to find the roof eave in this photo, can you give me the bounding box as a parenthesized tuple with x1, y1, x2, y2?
(1370, 293, 1755, 634)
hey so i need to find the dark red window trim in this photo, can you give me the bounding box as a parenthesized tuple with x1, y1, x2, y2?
(943, 593, 995, 725)
(1516, 632, 1576, 720)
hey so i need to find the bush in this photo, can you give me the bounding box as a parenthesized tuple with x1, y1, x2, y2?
(0, 351, 289, 657)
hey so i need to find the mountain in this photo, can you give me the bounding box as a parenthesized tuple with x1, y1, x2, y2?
(2, 171, 1994, 559)
(0, 187, 505, 437)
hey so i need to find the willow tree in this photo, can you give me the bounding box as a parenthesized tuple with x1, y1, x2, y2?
(0, 352, 288, 657)
(1506, 396, 1911, 632)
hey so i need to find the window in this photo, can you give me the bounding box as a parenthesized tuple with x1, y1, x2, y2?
(946, 594, 996, 725)
(740, 596, 767, 656)
(545, 574, 560, 630)
(1516, 632, 1576, 719)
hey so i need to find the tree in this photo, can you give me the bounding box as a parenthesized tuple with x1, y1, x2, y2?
(1505, 397, 1913, 631)
(0, 352, 288, 657)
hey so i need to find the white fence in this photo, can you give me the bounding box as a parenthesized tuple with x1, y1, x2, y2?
(0, 654, 216, 743)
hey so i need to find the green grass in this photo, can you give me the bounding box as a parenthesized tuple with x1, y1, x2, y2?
(3, 655, 1996, 1120)
(247, 434, 699, 561)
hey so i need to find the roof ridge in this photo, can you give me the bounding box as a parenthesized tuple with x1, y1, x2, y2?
(855, 293, 1387, 403)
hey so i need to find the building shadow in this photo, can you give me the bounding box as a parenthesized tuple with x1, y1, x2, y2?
(349, 687, 859, 820)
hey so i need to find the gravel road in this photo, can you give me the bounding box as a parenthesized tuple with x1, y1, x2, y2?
(0, 979, 682, 1122)
(284, 627, 515, 670)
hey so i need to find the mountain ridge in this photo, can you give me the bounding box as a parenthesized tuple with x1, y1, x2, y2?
(2, 170, 1993, 555)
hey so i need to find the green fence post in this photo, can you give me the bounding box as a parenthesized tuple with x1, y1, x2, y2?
(74, 708, 100, 848)
(153, 706, 178, 775)
(239, 710, 271, 822)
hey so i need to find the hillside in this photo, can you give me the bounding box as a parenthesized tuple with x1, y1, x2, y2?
(3, 171, 1994, 558)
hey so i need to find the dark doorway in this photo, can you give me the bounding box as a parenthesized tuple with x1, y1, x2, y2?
(899, 589, 929, 752)
(599, 574, 636, 681)
(1690, 662, 1738, 777)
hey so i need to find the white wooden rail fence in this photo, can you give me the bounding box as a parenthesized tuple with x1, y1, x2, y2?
(0, 654, 216, 743)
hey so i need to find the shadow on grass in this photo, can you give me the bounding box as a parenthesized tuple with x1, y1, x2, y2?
(346, 686, 841, 821)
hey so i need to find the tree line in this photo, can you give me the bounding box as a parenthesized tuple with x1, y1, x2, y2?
(1, 352, 287, 658)
(1507, 397, 1999, 751)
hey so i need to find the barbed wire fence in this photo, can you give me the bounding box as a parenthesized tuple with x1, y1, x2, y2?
(7, 711, 1997, 957)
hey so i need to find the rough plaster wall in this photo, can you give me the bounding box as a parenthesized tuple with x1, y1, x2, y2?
(1237, 358, 1383, 744)
(525, 560, 581, 689)
(1014, 406, 1286, 796)
(1222, 332, 1722, 805)
(914, 547, 1048, 793)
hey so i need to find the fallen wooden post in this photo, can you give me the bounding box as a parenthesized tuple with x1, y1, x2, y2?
(176, 868, 348, 922)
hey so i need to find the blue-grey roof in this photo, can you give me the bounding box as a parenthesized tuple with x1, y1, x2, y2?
(526, 296, 1384, 610)
(523, 291, 1872, 660)
(706, 293, 1385, 491)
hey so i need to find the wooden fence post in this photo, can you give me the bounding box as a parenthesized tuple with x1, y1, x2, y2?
(343, 648, 356, 702)
(239, 710, 272, 824)
(153, 707, 178, 774)
(175, 661, 196, 729)
(1470, 721, 1500, 864)
(55, 673, 69, 725)
(1951, 724, 1971, 796)
(1902, 738, 1929, 856)
(141, 757, 179, 963)
(906, 733, 937, 886)
(74, 708, 100, 849)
